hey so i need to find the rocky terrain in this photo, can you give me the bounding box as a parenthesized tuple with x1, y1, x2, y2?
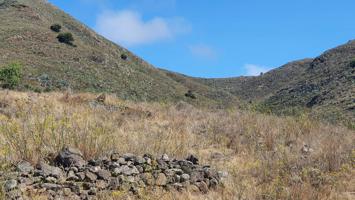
(2, 148, 226, 199)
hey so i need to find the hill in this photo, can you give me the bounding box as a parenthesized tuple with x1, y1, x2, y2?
(196, 41, 355, 124)
(0, 0, 238, 107)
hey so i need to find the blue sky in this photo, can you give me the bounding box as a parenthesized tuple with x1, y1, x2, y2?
(47, 0, 355, 78)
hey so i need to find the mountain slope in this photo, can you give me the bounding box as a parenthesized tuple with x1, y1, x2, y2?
(197, 40, 355, 123)
(196, 59, 313, 101)
(0, 0, 238, 106)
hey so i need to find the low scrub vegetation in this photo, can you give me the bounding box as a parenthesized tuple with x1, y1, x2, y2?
(0, 63, 22, 89)
(50, 24, 62, 32)
(57, 32, 74, 45)
(0, 91, 353, 199)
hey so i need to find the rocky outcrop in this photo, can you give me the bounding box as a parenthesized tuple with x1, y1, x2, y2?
(3, 148, 227, 199)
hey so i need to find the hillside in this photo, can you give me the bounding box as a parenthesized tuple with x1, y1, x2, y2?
(0, 0, 238, 106)
(196, 41, 355, 123)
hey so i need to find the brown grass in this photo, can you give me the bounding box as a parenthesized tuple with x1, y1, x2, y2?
(0, 90, 354, 200)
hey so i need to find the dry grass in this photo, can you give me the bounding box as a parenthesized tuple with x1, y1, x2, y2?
(0, 90, 354, 200)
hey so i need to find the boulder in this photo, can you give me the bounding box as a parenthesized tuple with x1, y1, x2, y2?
(55, 147, 87, 168)
(17, 161, 34, 174)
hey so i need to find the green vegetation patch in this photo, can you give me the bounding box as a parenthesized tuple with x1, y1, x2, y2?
(0, 63, 22, 89)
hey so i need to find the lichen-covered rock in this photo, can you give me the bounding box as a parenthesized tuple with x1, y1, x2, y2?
(55, 147, 87, 168)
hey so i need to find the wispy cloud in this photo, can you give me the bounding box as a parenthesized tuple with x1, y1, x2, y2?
(95, 10, 190, 46)
(244, 64, 270, 76)
(188, 44, 217, 60)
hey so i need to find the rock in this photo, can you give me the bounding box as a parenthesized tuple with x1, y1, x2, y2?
(96, 169, 110, 180)
(67, 170, 79, 181)
(37, 162, 63, 179)
(85, 171, 97, 182)
(186, 155, 199, 165)
(41, 183, 62, 191)
(76, 172, 85, 181)
(4, 179, 17, 191)
(180, 174, 190, 182)
(117, 157, 127, 165)
(17, 161, 34, 174)
(217, 171, 228, 179)
(134, 156, 145, 165)
(195, 181, 208, 193)
(45, 176, 57, 183)
(190, 171, 204, 183)
(110, 153, 120, 162)
(140, 173, 154, 185)
(161, 154, 169, 162)
(95, 180, 108, 190)
(55, 147, 87, 168)
(119, 165, 139, 176)
(209, 178, 218, 189)
(6, 189, 22, 199)
(123, 153, 136, 161)
(155, 173, 167, 186)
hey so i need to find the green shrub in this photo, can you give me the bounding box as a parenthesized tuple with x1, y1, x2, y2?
(185, 90, 196, 99)
(50, 24, 62, 32)
(57, 32, 74, 45)
(121, 54, 128, 60)
(0, 63, 22, 89)
(349, 59, 355, 68)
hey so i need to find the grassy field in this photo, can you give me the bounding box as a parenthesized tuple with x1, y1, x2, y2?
(0, 90, 353, 199)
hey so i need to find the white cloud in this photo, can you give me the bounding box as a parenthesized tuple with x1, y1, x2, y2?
(244, 64, 270, 76)
(188, 44, 217, 60)
(95, 10, 190, 46)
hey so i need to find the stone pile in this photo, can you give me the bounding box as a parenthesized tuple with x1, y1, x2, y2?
(3, 147, 227, 200)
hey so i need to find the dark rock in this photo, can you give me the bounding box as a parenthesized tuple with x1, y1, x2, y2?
(55, 147, 87, 168)
(186, 155, 199, 165)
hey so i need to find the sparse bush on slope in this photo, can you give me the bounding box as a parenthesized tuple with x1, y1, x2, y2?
(57, 32, 74, 45)
(50, 24, 62, 32)
(0, 63, 22, 89)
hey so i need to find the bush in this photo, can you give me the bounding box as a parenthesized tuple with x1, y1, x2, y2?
(0, 63, 22, 89)
(57, 32, 74, 45)
(121, 54, 128, 60)
(185, 90, 196, 99)
(50, 24, 62, 32)
(349, 59, 355, 68)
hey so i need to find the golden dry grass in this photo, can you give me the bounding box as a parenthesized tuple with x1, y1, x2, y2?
(0, 90, 354, 200)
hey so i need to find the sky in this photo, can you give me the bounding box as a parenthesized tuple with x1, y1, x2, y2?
(47, 0, 355, 78)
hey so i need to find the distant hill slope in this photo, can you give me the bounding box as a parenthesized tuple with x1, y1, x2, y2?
(197, 59, 313, 101)
(0, 0, 238, 106)
(197, 41, 355, 123)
